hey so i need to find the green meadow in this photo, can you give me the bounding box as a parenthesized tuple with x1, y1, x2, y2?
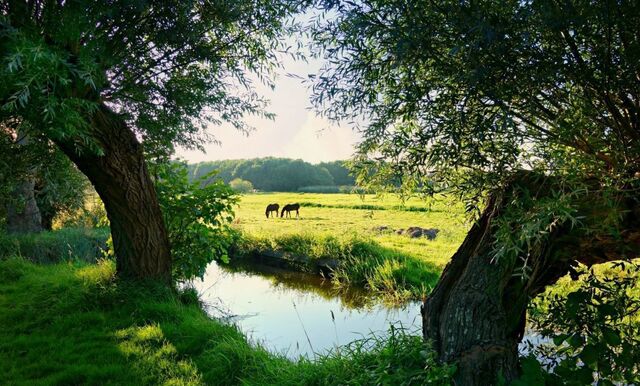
(231, 193, 469, 300)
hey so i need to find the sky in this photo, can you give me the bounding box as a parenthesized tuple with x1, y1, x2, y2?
(175, 43, 361, 165)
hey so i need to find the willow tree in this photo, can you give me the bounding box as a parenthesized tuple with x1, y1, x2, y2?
(311, 0, 640, 383)
(0, 1, 302, 282)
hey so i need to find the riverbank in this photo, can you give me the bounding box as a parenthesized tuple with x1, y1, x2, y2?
(0, 258, 453, 385)
(232, 232, 442, 302)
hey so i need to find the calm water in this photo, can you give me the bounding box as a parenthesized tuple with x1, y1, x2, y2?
(191, 261, 422, 359)
(191, 261, 544, 359)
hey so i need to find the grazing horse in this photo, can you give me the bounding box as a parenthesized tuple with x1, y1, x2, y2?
(265, 203, 280, 218)
(280, 203, 300, 218)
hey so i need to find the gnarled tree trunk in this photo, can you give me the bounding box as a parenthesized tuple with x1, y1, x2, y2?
(5, 131, 42, 234)
(422, 172, 640, 385)
(52, 104, 172, 283)
(6, 178, 42, 234)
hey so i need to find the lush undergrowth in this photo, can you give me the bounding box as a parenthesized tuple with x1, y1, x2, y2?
(0, 227, 109, 263)
(235, 232, 441, 301)
(0, 258, 453, 385)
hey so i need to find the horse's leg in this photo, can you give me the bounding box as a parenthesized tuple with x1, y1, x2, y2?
(296, 209, 299, 218)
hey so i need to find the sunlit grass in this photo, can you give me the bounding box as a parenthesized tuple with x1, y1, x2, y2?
(231, 193, 468, 299)
(0, 258, 451, 385)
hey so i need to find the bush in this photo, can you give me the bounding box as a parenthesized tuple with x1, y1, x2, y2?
(524, 261, 640, 385)
(229, 178, 254, 193)
(153, 162, 238, 281)
(233, 232, 441, 301)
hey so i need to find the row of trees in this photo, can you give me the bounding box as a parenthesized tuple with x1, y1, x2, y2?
(2, 1, 639, 384)
(188, 158, 355, 191)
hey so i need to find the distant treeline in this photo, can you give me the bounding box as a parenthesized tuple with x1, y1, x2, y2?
(187, 158, 356, 192)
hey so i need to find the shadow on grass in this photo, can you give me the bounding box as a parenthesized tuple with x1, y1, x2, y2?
(0, 258, 284, 385)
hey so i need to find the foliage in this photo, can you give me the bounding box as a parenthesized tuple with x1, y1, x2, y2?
(317, 160, 355, 186)
(0, 227, 109, 263)
(33, 148, 90, 229)
(0, 129, 88, 229)
(55, 193, 109, 229)
(526, 261, 640, 385)
(0, 1, 306, 157)
(152, 162, 238, 281)
(0, 258, 453, 385)
(229, 178, 254, 193)
(309, 1, 640, 202)
(188, 157, 355, 192)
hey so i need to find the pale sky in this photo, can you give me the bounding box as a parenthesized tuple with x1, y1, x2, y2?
(175, 42, 361, 164)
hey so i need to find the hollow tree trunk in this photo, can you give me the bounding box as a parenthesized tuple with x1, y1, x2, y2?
(52, 104, 172, 283)
(422, 172, 640, 385)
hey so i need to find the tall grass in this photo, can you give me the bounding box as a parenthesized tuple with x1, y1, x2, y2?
(0, 227, 109, 263)
(234, 232, 441, 301)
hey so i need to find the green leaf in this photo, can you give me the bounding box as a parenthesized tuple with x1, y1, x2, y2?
(567, 334, 584, 348)
(602, 328, 621, 346)
(553, 333, 569, 346)
(580, 344, 599, 366)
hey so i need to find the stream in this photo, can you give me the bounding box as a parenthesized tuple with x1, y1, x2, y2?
(191, 261, 546, 360)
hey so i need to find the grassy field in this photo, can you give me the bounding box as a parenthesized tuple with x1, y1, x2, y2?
(0, 258, 452, 385)
(230, 193, 469, 300)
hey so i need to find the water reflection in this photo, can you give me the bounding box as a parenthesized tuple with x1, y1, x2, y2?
(192, 261, 422, 359)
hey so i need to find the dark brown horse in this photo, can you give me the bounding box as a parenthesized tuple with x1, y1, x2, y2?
(280, 203, 300, 218)
(265, 203, 280, 218)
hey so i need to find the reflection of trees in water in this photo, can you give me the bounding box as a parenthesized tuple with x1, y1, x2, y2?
(220, 261, 379, 310)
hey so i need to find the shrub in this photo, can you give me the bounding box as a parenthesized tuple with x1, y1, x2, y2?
(524, 261, 640, 385)
(153, 162, 238, 281)
(229, 178, 254, 193)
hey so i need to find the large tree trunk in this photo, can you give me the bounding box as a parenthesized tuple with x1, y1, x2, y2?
(422, 172, 640, 385)
(5, 131, 42, 234)
(6, 178, 42, 234)
(52, 104, 172, 283)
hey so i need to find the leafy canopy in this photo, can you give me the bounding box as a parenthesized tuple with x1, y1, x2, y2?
(1, 0, 305, 156)
(309, 0, 640, 202)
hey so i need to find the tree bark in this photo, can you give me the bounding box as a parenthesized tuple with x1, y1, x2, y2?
(6, 178, 43, 234)
(52, 104, 172, 283)
(422, 172, 640, 385)
(5, 131, 42, 234)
